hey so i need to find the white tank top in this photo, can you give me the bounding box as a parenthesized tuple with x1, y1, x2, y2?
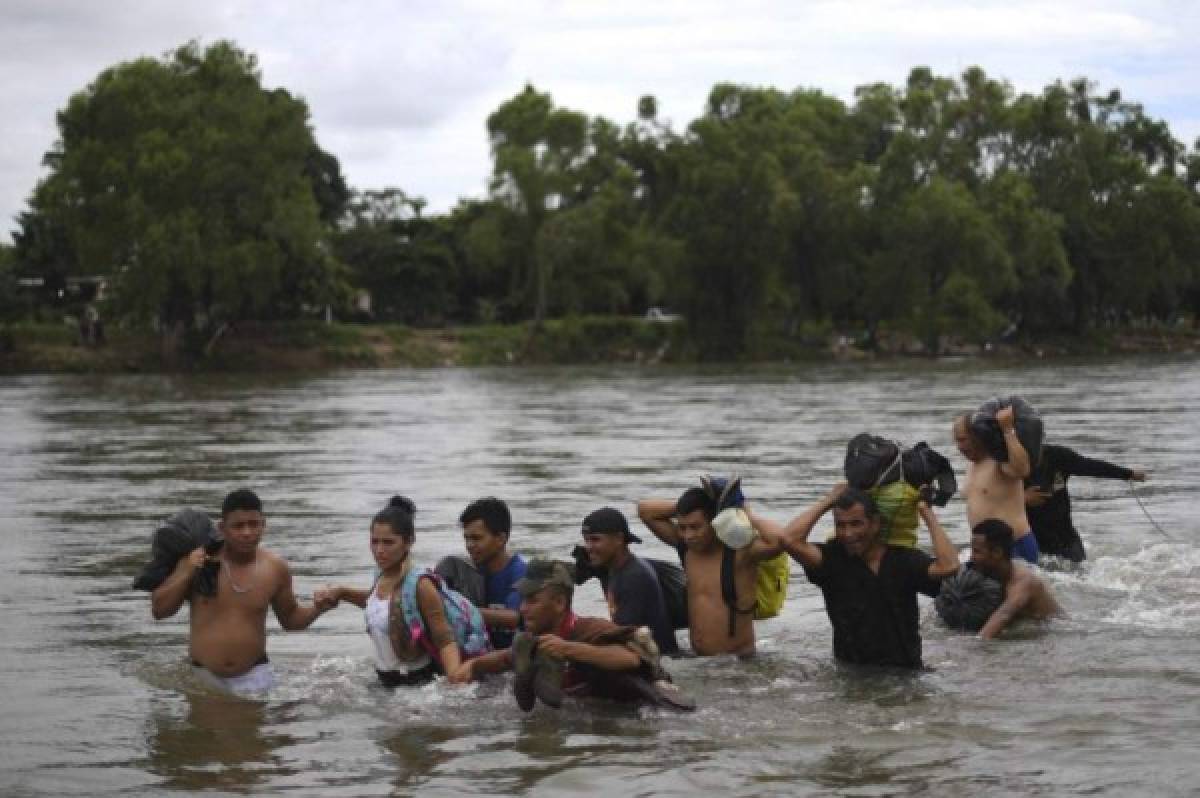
(365, 593, 431, 673)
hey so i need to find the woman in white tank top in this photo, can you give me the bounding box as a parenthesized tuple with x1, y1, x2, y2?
(325, 496, 469, 686)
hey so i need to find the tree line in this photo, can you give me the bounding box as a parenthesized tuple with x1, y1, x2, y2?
(4, 40, 1200, 358)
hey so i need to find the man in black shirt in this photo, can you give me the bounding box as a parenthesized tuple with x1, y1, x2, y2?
(1026, 444, 1146, 562)
(580, 507, 679, 656)
(754, 485, 959, 668)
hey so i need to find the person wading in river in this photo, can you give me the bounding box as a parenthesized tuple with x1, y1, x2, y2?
(755, 485, 959, 669)
(459, 497, 527, 649)
(457, 559, 694, 711)
(954, 407, 1038, 563)
(324, 496, 489, 687)
(637, 486, 782, 657)
(151, 489, 336, 695)
(1025, 444, 1147, 562)
(579, 506, 678, 656)
(969, 519, 1061, 639)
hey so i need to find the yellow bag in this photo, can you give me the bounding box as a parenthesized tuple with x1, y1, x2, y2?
(753, 552, 790, 620)
(871, 481, 920, 548)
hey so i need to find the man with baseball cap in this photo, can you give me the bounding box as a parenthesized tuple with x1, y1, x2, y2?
(455, 559, 694, 712)
(579, 507, 678, 656)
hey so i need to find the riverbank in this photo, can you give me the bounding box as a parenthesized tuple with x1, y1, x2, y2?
(1, 317, 1197, 374)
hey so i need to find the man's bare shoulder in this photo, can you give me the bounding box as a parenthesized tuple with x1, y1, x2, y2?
(255, 548, 292, 585)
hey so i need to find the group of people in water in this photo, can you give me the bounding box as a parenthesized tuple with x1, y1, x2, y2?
(141, 398, 1146, 709)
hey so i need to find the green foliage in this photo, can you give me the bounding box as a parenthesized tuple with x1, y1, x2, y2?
(334, 189, 456, 325)
(13, 52, 1200, 363)
(16, 40, 346, 339)
(0, 244, 21, 322)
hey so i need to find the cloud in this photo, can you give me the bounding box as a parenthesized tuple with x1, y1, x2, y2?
(2, 0, 1198, 242)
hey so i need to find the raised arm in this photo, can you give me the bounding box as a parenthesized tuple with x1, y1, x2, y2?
(775, 484, 846, 570)
(415, 576, 466, 683)
(742, 506, 784, 562)
(979, 572, 1034, 640)
(636, 498, 682, 548)
(918, 501, 960, 579)
(996, 406, 1031, 480)
(151, 548, 205, 620)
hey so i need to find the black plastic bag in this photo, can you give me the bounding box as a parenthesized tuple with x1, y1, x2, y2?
(935, 565, 1004, 632)
(970, 396, 1044, 465)
(844, 433, 902, 489)
(132, 509, 218, 592)
(901, 441, 957, 507)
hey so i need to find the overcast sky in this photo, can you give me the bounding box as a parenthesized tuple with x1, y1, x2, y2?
(3, 0, 1199, 244)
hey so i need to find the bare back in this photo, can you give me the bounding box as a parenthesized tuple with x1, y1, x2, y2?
(1009, 566, 1060, 620)
(965, 458, 1031, 538)
(682, 545, 757, 656)
(189, 549, 289, 677)
(979, 562, 1061, 639)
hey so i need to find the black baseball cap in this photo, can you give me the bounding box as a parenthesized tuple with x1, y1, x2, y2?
(580, 507, 642, 544)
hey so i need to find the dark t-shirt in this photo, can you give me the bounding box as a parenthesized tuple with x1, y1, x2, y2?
(1026, 444, 1132, 561)
(803, 541, 941, 668)
(600, 554, 678, 655)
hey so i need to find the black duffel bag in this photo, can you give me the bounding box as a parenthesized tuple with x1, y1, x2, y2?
(970, 395, 1044, 465)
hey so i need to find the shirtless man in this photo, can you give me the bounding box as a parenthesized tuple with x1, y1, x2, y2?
(151, 489, 335, 694)
(953, 406, 1038, 563)
(637, 487, 782, 657)
(969, 519, 1061, 640)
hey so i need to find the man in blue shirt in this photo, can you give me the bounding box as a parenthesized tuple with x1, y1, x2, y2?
(459, 497, 526, 648)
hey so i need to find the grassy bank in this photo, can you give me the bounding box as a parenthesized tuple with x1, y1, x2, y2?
(0, 316, 689, 374)
(1, 317, 1197, 374)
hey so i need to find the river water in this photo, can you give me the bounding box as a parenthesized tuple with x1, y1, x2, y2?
(1, 357, 1197, 797)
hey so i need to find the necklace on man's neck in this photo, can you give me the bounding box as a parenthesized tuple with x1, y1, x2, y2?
(223, 556, 259, 594)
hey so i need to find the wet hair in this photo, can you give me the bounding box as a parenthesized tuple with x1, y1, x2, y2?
(221, 489, 262, 517)
(373, 495, 417, 542)
(972, 518, 1014, 558)
(676, 487, 717, 521)
(833, 488, 880, 518)
(459, 497, 512, 542)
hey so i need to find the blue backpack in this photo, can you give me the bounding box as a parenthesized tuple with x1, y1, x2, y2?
(396, 568, 492, 662)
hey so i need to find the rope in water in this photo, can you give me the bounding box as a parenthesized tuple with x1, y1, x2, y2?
(1128, 480, 1177, 542)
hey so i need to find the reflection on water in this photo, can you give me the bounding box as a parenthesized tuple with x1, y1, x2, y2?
(1, 358, 1198, 796)
(144, 685, 295, 791)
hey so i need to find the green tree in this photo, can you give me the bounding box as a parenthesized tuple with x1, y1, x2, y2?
(458, 199, 526, 322)
(865, 177, 1012, 352)
(979, 172, 1071, 333)
(664, 85, 797, 358)
(0, 243, 21, 323)
(1007, 78, 1189, 330)
(16, 40, 346, 353)
(334, 189, 456, 325)
(486, 85, 589, 325)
